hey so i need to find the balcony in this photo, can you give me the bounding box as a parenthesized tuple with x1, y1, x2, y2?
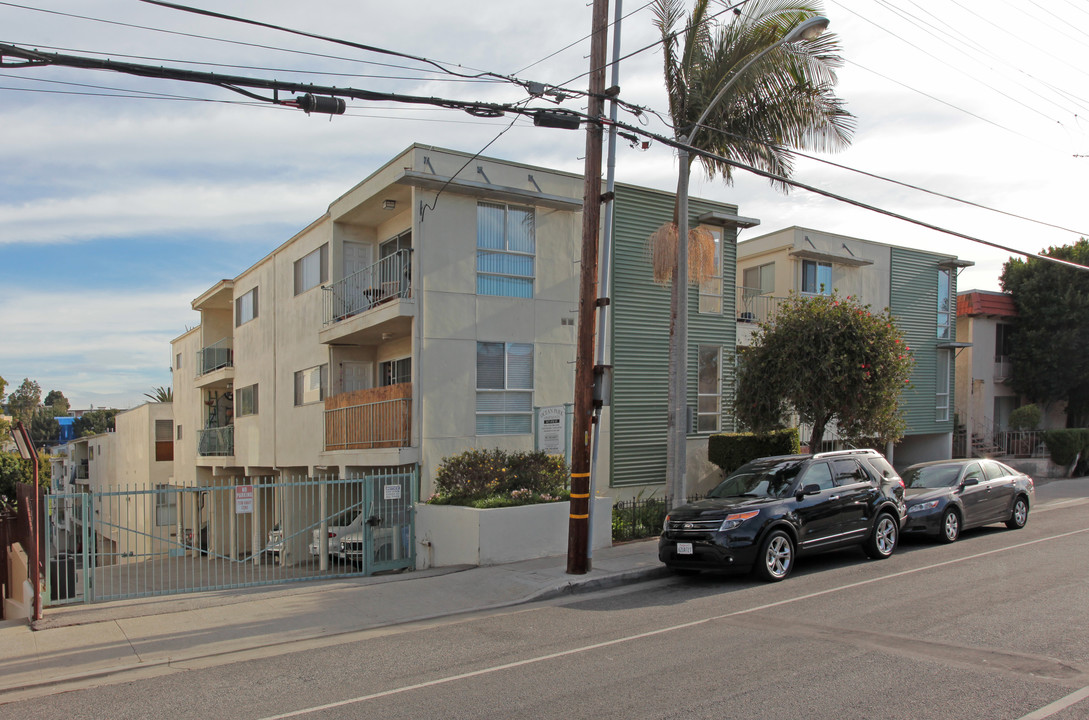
(324, 383, 411, 451)
(994, 356, 1013, 382)
(736, 287, 789, 346)
(319, 250, 414, 346)
(196, 338, 234, 387)
(198, 425, 234, 457)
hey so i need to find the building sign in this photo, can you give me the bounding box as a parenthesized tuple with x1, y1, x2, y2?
(383, 484, 402, 501)
(235, 485, 254, 514)
(537, 405, 567, 456)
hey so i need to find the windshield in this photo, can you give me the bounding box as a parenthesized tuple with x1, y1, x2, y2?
(708, 459, 803, 499)
(903, 464, 961, 489)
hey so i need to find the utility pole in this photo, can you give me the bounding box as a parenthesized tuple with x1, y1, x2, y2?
(567, 0, 609, 575)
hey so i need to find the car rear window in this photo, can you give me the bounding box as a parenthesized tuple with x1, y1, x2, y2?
(863, 456, 898, 481)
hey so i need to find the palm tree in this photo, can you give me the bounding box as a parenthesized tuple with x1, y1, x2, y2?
(653, 0, 855, 500)
(144, 386, 173, 403)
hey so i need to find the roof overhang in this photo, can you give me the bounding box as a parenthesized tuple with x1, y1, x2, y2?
(939, 258, 974, 269)
(397, 170, 582, 212)
(696, 211, 761, 229)
(789, 248, 874, 267)
(937, 341, 973, 349)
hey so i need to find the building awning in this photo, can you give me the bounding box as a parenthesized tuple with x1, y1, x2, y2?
(788, 248, 874, 267)
(696, 211, 761, 229)
(937, 341, 972, 349)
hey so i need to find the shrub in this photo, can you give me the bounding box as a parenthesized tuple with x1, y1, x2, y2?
(708, 428, 801, 475)
(428, 448, 569, 508)
(1042, 429, 1089, 467)
(1008, 404, 1042, 431)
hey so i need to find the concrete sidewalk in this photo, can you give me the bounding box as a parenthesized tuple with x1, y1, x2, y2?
(0, 539, 666, 700)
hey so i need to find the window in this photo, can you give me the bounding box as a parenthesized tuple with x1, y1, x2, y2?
(236, 384, 258, 416)
(476, 342, 533, 434)
(294, 364, 328, 405)
(801, 260, 832, 295)
(832, 459, 867, 485)
(294, 244, 329, 295)
(742, 262, 775, 296)
(176, 424, 183, 441)
(477, 202, 535, 298)
(801, 462, 834, 490)
(698, 228, 723, 314)
(235, 287, 258, 326)
(175, 353, 182, 370)
(380, 358, 411, 386)
(155, 419, 174, 462)
(155, 484, 177, 526)
(697, 345, 721, 432)
(937, 268, 951, 339)
(936, 349, 951, 422)
(995, 323, 1012, 361)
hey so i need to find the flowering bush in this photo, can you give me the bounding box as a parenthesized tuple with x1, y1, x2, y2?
(428, 448, 570, 508)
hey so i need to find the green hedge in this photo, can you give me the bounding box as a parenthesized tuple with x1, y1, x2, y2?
(1042, 429, 1089, 467)
(708, 428, 801, 475)
(427, 448, 570, 508)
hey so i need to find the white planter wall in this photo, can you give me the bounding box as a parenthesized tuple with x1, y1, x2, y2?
(415, 497, 613, 568)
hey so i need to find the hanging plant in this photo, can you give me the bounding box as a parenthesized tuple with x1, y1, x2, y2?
(648, 222, 716, 286)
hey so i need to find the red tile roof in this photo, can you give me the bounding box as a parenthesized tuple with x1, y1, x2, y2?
(958, 291, 1017, 318)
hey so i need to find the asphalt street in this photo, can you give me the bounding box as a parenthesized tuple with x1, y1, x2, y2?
(4, 492, 1087, 720)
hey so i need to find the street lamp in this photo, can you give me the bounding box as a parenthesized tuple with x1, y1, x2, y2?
(666, 16, 831, 502)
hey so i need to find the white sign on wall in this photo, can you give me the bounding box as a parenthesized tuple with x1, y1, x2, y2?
(537, 405, 567, 456)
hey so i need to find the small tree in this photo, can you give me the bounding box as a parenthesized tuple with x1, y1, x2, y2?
(1008, 404, 1042, 431)
(7, 378, 41, 426)
(44, 390, 70, 416)
(735, 293, 915, 450)
(74, 408, 119, 437)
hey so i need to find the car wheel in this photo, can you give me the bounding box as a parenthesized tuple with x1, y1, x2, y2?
(939, 508, 960, 544)
(755, 529, 794, 582)
(1005, 496, 1029, 529)
(864, 513, 898, 559)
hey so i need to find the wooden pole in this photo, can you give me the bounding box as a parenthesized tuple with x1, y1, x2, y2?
(567, 0, 609, 574)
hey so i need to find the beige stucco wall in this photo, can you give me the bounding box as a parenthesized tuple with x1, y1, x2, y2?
(170, 327, 201, 487)
(738, 226, 893, 309)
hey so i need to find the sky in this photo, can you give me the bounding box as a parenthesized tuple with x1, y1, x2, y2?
(1, 0, 1087, 410)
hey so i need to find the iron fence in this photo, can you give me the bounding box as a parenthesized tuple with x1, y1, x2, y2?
(42, 469, 416, 606)
(611, 494, 706, 542)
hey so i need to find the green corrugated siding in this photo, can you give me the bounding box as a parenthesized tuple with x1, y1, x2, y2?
(889, 248, 957, 435)
(609, 184, 738, 487)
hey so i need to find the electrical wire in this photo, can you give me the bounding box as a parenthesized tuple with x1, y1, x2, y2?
(0, 1, 498, 81)
(693, 121, 1089, 237)
(513, 0, 656, 75)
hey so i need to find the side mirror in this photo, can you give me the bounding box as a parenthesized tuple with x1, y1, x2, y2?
(961, 477, 979, 488)
(797, 483, 821, 499)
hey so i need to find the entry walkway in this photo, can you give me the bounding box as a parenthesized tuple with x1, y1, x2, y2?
(0, 539, 666, 700)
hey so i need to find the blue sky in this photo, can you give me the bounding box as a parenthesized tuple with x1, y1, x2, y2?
(2, 0, 1087, 409)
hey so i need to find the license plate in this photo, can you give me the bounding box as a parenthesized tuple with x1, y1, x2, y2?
(677, 542, 693, 555)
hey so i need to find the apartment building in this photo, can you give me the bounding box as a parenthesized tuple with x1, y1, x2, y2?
(170, 144, 752, 535)
(737, 226, 973, 466)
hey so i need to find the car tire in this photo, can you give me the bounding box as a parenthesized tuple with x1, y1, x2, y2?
(864, 513, 898, 559)
(939, 508, 960, 544)
(754, 529, 794, 582)
(1005, 496, 1029, 530)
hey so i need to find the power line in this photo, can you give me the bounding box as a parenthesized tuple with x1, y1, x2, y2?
(695, 121, 1089, 237)
(513, 0, 656, 75)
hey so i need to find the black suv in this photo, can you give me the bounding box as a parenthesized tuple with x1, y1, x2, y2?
(659, 449, 906, 581)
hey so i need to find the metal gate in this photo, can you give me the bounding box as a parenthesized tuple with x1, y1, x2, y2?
(42, 469, 416, 606)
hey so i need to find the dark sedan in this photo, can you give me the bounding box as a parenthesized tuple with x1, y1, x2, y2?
(901, 458, 1035, 543)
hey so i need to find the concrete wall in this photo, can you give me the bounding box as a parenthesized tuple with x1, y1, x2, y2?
(414, 496, 612, 568)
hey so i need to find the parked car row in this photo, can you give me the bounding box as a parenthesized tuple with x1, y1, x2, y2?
(659, 450, 1034, 582)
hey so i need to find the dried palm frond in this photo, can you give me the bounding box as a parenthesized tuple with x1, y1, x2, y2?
(688, 226, 715, 284)
(648, 222, 678, 285)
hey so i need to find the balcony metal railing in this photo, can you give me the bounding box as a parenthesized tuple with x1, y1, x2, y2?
(198, 425, 234, 456)
(323, 249, 412, 326)
(997, 430, 1048, 458)
(196, 338, 233, 377)
(735, 286, 788, 325)
(325, 397, 411, 451)
(994, 356, 1013, 381)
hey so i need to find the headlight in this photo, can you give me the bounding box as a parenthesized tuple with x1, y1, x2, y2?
(719, 510, 760, 531)
(907, 500, 939, 513)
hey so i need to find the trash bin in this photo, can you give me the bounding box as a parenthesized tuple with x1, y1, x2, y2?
(50, 554, 77, 600)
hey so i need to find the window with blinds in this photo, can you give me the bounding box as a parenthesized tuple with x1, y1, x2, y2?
(476, 341, 533, 434)
(477, 202, 535, 298)
(294, 244, 329, 295)
(155, 419, 174, 462)
(236, 384, 258, 416)
(294, 364, 328, 406)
